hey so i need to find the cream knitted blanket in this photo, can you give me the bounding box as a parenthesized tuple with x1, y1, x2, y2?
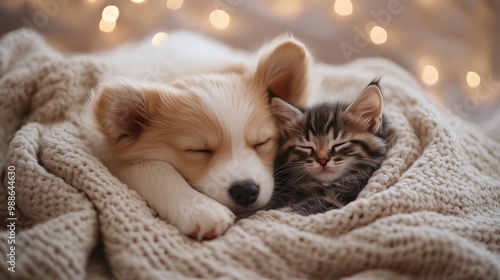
(1, 29, 499, 280)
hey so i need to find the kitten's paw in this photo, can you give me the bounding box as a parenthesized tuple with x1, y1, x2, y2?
(177, 201, 235, 241)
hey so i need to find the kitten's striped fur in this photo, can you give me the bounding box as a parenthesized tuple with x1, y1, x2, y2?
(269, 79, 388, 215)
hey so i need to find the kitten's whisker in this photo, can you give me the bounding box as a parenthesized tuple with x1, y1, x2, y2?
(276, 169, 308, 184)
(343, 171, 359, 186)
(283, 173, 309, 187)
(349, 159, 381, 169)
(274, 166, 306, 177)
(343, 168, 370, 179)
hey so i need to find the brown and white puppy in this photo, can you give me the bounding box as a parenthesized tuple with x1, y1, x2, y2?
(90, 34, 311, 240)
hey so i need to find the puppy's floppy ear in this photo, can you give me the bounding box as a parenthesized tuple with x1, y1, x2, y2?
(253, 34, 311, 107)
(270, 96, 303, 128)
(346, 82, 384, 133)
(92, 80, 161, 147)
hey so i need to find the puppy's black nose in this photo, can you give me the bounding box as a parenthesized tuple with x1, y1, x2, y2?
(229, 180, 259, 206)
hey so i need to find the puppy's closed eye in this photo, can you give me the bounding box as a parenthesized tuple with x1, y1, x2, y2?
(186, 149, 213, 154)
(185, 149, 214, 161)
(253, 137, 272, 149)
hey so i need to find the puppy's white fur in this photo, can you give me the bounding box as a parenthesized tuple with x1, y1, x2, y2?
(89, 32, 312, 240)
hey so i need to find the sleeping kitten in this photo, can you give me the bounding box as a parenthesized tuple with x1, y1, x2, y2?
(269, 79, 388, 215)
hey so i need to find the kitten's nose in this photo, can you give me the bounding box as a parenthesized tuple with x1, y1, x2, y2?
(229, 180, 259, 206)
(317, 158, 329, 167)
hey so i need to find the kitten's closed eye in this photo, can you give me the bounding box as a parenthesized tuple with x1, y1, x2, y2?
(331, 142, 349, 153)
(295, 145, 315, 154)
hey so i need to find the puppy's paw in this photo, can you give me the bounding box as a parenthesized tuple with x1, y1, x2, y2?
(177, 201, 235, 241)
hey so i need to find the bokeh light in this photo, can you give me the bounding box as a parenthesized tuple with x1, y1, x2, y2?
(102, 6, 119, 22)
(99, 19, 116, 33)
(334, 0, 353, 16)
(166, 0, 183, 10)
(152, 32, 169, 47)
(466, 71, 481, 88)
(370, 26, 387, 44)
(209, 10, 230, 30)
(422, 65, 439, 85)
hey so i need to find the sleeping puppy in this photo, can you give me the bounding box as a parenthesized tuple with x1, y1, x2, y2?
(90, 34, 311, 240)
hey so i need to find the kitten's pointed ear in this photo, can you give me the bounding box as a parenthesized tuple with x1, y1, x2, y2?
(346, 83, 384, 133)
(270, 96, 303, 127)
(253, 34, 311, 107)
(92, 80, 161, 147)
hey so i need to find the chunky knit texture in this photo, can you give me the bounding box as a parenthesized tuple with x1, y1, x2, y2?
(1, 29, 499, 280)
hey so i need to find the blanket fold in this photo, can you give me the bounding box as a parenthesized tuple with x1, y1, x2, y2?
(1, 29, 499, 280)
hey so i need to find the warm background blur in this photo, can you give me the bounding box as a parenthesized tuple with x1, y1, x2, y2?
(1, 0, 499, 124)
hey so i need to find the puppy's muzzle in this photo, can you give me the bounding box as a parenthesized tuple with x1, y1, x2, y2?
(229, 180, 259, 206)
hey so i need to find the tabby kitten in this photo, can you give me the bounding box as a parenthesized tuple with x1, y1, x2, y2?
(269, 80, 388, 215)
